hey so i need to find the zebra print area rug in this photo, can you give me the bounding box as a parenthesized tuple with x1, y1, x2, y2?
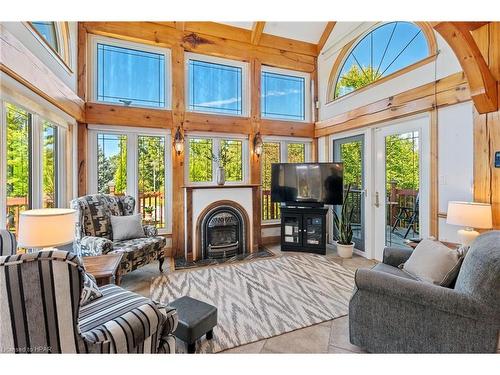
(151, 254, 355, 353)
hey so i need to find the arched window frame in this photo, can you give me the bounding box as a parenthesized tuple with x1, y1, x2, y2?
(326, 22, 437, 103)
(26, 22, 72, 72)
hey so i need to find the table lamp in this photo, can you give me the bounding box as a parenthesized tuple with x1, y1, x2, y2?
(18, 208, 77, 251)
(446, 201, 492, 246)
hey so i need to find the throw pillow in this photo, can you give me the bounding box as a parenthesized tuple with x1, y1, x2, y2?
(81, 273, 102, 306)
(110, 214, 145, 241)
(401, 239, 464, 286)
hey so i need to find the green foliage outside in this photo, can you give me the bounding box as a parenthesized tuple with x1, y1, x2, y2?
(138, 136, 165, 193)
(335, 65, 382, 99)
(97, 135, 127, 194)
(188, 138, 243, 182)
(287, 143, 305, 163)
(385, 133, 419, 190)
(6, 104, 30, 200)
(340, 142, 362, 188)
(42, 122, 56, 208)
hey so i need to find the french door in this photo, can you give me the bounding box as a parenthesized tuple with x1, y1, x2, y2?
(333, 135, 365, 252)
(373, 116, 430, 260)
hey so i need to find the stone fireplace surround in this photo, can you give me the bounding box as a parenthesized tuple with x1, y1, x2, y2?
(183, 185, 260, 261)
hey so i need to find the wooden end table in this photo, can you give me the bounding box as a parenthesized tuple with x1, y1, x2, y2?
(82, 253, 123, 286)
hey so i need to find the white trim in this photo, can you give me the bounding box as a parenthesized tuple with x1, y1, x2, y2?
(87, 124, 171, 136)
(88, 34, 172, 110)
(87, 127, 173, 234)
(185, 52, 250, 118)
(0, 102, 6, 229)
(261, 65, 311, 123)
(185, 134, 249, 186)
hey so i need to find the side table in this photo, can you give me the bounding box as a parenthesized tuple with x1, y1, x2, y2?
(82, 253, 123, 286)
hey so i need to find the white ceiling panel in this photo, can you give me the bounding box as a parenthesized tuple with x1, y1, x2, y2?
(263, 22, 328, 43)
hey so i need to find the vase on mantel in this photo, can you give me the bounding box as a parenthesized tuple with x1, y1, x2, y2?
(216, 166, 226, 185)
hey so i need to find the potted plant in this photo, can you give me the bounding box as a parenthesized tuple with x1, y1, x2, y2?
(333, 185, 355, 258)
(143, 206, 154, 222)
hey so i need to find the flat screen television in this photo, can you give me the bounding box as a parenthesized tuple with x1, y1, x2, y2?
(271, 163, 343, 206)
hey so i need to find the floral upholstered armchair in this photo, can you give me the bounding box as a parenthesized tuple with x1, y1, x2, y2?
(70, 194, 166, 280)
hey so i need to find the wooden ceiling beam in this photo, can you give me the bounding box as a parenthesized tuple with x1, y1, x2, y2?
(82, 22, 316, 72)
(434, 21, 498, 114)
(317, 22, 336, 54)
(251, 22, 265, 45)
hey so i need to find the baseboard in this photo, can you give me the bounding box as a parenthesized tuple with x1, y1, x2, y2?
(261, 235, 280, 245)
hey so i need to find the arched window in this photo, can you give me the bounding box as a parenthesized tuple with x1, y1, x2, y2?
(28, 22, 71, 70)
(31, 22, 60, 53)
(329, 22, 434, 101)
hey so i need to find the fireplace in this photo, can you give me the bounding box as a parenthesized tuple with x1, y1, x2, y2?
(199, 202, 249, 260)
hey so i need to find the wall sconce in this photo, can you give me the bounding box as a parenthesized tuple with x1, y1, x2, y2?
(254, 132, 263, 157)
(173, 126, 184, 155)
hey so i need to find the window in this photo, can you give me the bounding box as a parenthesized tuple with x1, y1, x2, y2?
(89, 127, 171, 231)
(261, 68, 310, 121)
(333, 22, 429, 100)
(42, 122, 58, 208)
(91, 36, 169, 109)
(261, 139, 311, 221)
(2, 101, 66, 234)
(187, 54, 248, 116)
(138, 136, 166, 228)
(6, 104, 31, 234)
(97, 133, 127, 194)
(31, 22, 59, 52)
(27, 22, 71, 70)
(187, 136, 248, 184)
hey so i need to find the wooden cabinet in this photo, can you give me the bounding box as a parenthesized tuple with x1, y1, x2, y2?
(280, 206, 328, 255)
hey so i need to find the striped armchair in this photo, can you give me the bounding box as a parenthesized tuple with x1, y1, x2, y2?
(70, 194, 167, 278)
(0, 230, 17, 256)
(0, 250, 177, 353)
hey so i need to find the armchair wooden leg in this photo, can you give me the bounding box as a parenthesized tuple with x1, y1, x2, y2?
(159, 257, 164, 273)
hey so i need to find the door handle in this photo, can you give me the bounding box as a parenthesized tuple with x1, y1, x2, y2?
(375, 191, 380, 208)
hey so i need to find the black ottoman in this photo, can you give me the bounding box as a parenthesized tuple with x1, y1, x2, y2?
(170, 296, 218, 353)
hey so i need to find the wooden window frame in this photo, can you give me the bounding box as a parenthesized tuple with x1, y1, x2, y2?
(87, 125, 173, 234)
(88, 34, 172, 110)
(261, 65, 311, 123)
(185, 52, 250, 118)
(26, 22, 73, 73)
(326, 22, 438, 104)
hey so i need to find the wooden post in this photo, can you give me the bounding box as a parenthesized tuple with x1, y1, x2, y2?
(250, 58, 262, 247)
(171, 45, 186, 258)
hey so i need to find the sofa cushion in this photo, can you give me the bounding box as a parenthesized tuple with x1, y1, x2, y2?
(372, 262, 417, 281)
(455, 231, 500, 311)
(110, 214, 145, 241)
(401, 239, 463, 286)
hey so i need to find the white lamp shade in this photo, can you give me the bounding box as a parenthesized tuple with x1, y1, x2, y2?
(446, 201, 492, 229)
(18, 208, 77, 248)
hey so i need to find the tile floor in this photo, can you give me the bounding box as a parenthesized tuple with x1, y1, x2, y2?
(120, 244, 376, 354)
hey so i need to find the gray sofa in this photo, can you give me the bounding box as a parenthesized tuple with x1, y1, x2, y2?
(349, 231, 500, 353)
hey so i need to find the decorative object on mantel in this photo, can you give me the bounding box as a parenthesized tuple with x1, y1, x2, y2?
(253, 132, 263, 157)
(152, 254, 354, 353)
(17, 208, 76, 252)
(333, 185, 355, 258)
(173, 125, 184, 155)
(446, 201, 492, 246)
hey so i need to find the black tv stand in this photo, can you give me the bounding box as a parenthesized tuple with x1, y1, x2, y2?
(280, 206, 328, 255)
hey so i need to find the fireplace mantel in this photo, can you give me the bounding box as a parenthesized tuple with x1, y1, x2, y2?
(183, 185, 261, 261)
(183, 184, 261, 190)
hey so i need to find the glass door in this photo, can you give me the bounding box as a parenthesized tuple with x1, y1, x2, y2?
(333, 135, 365, 251)
(283, 214, 302, 246)
(304, 215, 324, 247)
(374, 117, 429, 260)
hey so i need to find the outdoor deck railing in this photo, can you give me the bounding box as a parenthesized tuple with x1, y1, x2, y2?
(262, 189, 281, 221)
